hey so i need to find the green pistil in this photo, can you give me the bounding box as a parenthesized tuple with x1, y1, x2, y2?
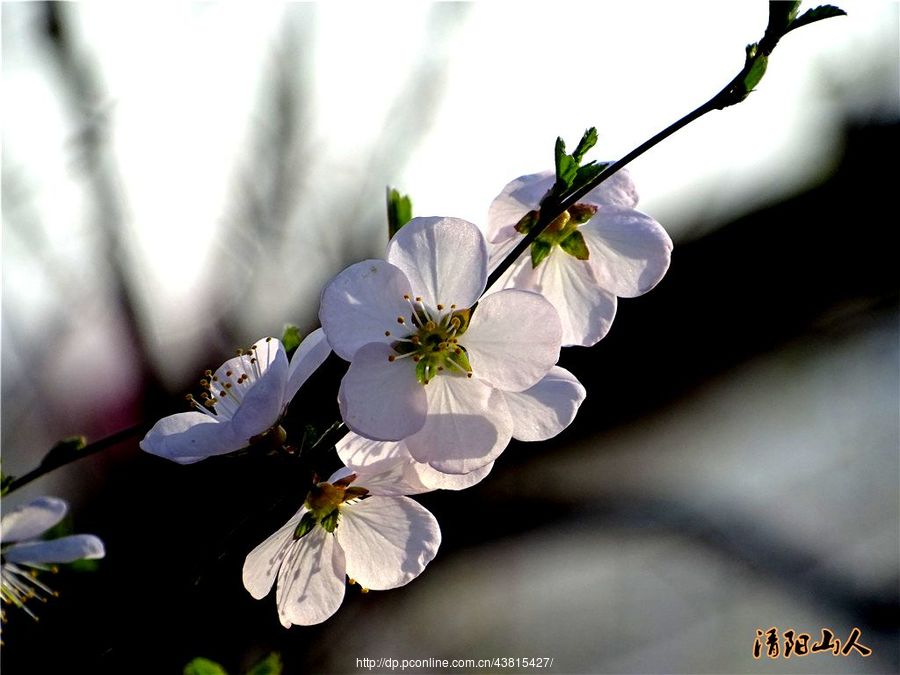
(392, 308, 473, 385)
(515, 203, 597, 268)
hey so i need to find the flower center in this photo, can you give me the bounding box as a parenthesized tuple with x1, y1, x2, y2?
(514, 204, 597, 267)
(294, 474, 369, 538)
(385, 295, 474, 385)
(184, 338, 276, 420)
(1, 559, 59, 622)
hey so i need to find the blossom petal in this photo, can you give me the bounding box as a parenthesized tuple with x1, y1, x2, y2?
(284, 328, 332, 403)
(335, 433, 492, 492)
(419, 461, 494, 491)
(580, 205, 673, 298)
(405, 378, 512, 474)
(338, 342, 427, 441)
(139, 412, 245, 464)
(4, 535, 105, 564)
(487, 169, 638, 245)
(501, 366, 586, 442)
(319, 260, 413, 361)
(463, 289, 561, 392)
(276, 527, 346, 627)
(582, 167, 639, 210)
(230, 338, 289, 440)
(1, 496, 68, 544)
(505, 250, 617, 347)
(243, 508, 305, 600)
(338, 496, 440, 591)
(386, 217, 487, 310)
(335, 432, 408, 473)
(331, 444, 431, 496)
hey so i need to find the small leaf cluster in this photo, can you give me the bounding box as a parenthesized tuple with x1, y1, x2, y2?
(386, 187, 413, 239)
(728, 1, 846, 106)
(550, 127, 610, 207)
(184, 652, 282, 675)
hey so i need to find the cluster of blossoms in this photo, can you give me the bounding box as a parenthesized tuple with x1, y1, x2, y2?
(140, 167, 670, 626)
(1, 496, 105, 621)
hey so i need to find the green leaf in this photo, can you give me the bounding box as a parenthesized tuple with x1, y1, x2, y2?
(281, 325, 302, 353)
(530, 240, 552, 268)
(554, 137, 577, 190)
(387, 187, 413, 239)
(570, 161, 610, 196)
(787, 4, 847, 33)
(571, 127, 598, 164)
(559, 231, 590, 260)
(184, 657, 229, 675)
(247, 652, 283, 675)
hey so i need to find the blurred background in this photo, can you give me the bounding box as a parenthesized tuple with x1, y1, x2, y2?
(2, 2, 897, 673)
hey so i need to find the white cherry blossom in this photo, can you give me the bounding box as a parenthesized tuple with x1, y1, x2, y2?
(319, 217, 563, 474)
(335, 366, 586, 490)
(1, 496, 105, 619)
(140, 329, 331, 464)
(242, 463, 440, 627)
(487, 169, 672, 347)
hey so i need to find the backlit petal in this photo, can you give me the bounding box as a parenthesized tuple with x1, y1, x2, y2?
(231, 338, 289, 440)
(580, 205, 672, 297)
(501, 366, 586, 442)
(463, 289, 561, 392)
(1, 496, 68, 544)
(405, 378, 512, 474)
(386, 217, 487, 310)
(338, 496, 440, 591)
(505, 250, 617, 347)
(243, 508, 305, 600)
(284, 328, 332, 403)
(319, 260, 413, 360)
(338, 342, 427, 441)
(4, 535, 105, 564)
(139, 412, 245, 464)
(276, 527, 346, 627)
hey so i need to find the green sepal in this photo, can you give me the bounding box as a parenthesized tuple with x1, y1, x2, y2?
(320, 509, 340, 533)
(184, 657, 229, 675)
(559, 230, 590, 260)
(448, 307, 471, 335)
(415, 357, 431, 384)
(448, 346, 473, 375)
(568, 203, 598, 226)
(281, 325, 302, 353)
(293, 512, 317, 540)
(247, 652, 283, 675)
(387, 187, 413, 240)
(514, 210, 539, 235)
(530, 240, 552, 268)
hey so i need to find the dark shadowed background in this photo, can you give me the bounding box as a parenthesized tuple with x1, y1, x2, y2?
(2, 2, 898, 673)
